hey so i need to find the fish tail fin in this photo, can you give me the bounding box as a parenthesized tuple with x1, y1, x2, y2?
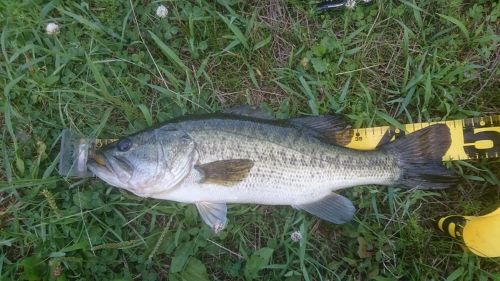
(381, 124, 458, 189)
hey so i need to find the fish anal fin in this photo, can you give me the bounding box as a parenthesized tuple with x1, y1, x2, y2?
(195, 202, 228, 233)
(293, 193, 356, 224)
(195, 159, 254, 186)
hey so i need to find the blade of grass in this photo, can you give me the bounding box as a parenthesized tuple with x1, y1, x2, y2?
(137, 104, 153, 127)
(438, 14, 470, 41)
(57, 8, 120, 39)
(375, 110, 406, 131)
(148, 31, 189, 73)
(298, 76, 319, 115)
(216, 12, 249, 50)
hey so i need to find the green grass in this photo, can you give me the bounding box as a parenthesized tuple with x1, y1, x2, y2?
(1, 0, 499, 280)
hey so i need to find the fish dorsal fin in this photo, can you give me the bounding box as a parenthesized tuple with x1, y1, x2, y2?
(195, 159, 254, 186)
(195, 202, 228, 233)
(289, 115, 352, 145)
(293, 193, 356, 224)
(223, 105, 274, 120)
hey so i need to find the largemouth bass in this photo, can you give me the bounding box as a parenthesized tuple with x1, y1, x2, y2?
(88, 107, 457, 231)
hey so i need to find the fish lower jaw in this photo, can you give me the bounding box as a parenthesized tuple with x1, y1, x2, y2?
(124, 184, 175, 199)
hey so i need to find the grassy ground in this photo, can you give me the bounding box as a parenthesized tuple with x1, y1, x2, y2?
(1, 0, 499, 280)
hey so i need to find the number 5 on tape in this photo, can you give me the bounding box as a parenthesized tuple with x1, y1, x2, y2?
(337, 115, 500, 161)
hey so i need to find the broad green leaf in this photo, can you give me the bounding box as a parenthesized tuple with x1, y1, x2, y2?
(181, 258, 209, 281)
(244, 247, 274, 280)
(20, 256, 46, 280)
(170, 242, 194, 273)
(310, 57, 328, 73)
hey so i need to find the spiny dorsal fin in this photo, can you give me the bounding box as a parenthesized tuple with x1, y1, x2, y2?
(195, 159, 254, 186)
(223, 105, 274, 120)
(289, 115, 352, 145)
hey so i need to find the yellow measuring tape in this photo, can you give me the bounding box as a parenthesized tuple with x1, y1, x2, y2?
(338, 115, 500, 161)
(96, 115, 500, 161)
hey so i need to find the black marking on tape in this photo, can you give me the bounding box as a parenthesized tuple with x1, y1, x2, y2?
(439, 216, 466, 239)
(462, 117, 500, 159)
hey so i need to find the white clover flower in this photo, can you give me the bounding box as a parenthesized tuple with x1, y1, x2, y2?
(156, 5, 169, 18)
(46, 22, 60, 35)
(290, 230, 302, 242)
(346, 0, 357, 9)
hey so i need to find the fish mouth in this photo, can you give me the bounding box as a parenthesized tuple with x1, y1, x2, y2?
(87, 152, 114, 177)
(87, 152, 133, 186)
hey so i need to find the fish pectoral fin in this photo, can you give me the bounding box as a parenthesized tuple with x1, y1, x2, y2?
(195, 202, 228, 233)
(289, 115, 352, 145)
(293, 193, 356, 224)
(195, 159, 254, 186)
(223, 105, 274, 120)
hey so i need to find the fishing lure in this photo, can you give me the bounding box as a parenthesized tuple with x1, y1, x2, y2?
(317, 0, 373, 13)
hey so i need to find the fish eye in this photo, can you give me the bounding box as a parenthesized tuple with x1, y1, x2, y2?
(117, 138, 132, 152)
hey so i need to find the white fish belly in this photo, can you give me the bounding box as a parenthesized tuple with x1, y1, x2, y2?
(152, 164, 395, 205)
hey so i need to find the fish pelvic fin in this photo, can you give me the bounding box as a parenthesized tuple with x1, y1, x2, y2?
(381, 124, 458, 189)
(293, 193, 356, 224)
(196, 202, 228, 233)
